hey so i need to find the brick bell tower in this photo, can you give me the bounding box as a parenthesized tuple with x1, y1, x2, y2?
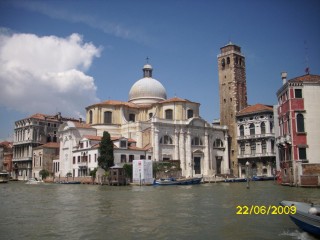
(218, 42, 248, 176)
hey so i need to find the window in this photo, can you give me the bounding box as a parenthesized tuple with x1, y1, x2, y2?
(262, 140, 266, 154)
(240, 143, 245, 155)
(213, 139, 223, 148)
(129, 155, 134, 162)
(89, 110, 93, 124)
(140, 155, 145, 159)
(270, 122, 274, 133)
(250, 142, 256, 155)
(94, 154, 97, 162)
(187, 109, 193, 119)
(149, 113, 153, 119)
(295, 89, 302, 98)
(296, 114, 305, 132)
(78, 156, 80, 163)
(73, 157, 75, 164)
(192, 137, 203, 146)
(120, 140, 127, 148)
(165, 109, 173, 120)
(299, 148, 307, 160)
(271, 140, 275, 153)
(89, 155, 91, 163)
(160, 135, 173, 144)
(261, 122, 266, 134)
(239, 125, 244, 136)
(129, 114, 135, 122)
(235, 57, 238, 64)
(121, 155, 127, 163)
(249, 123, 255, 135)
(221, 58, 225, 68)
(227, 57, 230, 64)
(104, 111, 112, 124)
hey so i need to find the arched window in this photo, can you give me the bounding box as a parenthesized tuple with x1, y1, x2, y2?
(297, 114, 304, 132)
(261, 122, 266, 134)
(235, 57, 239, 64)
(270, 122, 273, 133)
(149, 113, 153, 119)
(192, 137, 203, 146)
(104, 111, 112, 124)
(165, 109, 173, 120)
(239, 125, 244, 136)
(250, 142, 256, 155)
(261, 140, 266, 154)
(249, 123, 255, 135)
(227, 57, 230, 64)
(129, 113, 135, 122)
(213, 139, 223, 148)
(221, 58, 225, 68)
(89, 110, 93, 124)
(160, 135, 173, 145)
(187, 109, 193, 119)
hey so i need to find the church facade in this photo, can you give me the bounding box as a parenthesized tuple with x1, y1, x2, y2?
(86, 64, 229, 177)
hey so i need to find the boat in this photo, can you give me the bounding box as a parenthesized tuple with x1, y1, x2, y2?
(154, 177, 202, 185)
(0, 172, 9, 183)
(224, 177, 247, 182)
(56, 181, 81, 184)
(280, 200, 320, 237)
(25, 178, 44, 184)
(252, 176, 275, 181)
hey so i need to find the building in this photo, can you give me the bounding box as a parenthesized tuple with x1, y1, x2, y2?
(236, 104, 276, 178)
(276, 73, 320, 186)
(0, 141, 13, 173)
(217, 42, 248, 176)
(32, 142, 59, 179)
(12, 112, 80, 180)
(85, 63, 230, 178)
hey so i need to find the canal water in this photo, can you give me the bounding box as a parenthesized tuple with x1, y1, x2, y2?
(0, 181, 319, 240)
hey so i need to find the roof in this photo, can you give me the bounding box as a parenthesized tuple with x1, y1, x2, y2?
(111, 136, 136, 143)
(288, 74, 320, 83)
(159, 97, 199, 105)
(34, 142, 60, 149)
(0, 141, 13, 148)
(72, 122, 92, 129)
(86, 100, 150, 109)
(237, 104, 273, 116)
(83, 135, 102, 141)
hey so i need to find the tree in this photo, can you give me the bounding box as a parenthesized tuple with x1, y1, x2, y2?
(98, 131, 114, 171)
(123, 164, 133, 181)
(39, 169, 50, 180)
(89, 168, 98, 184)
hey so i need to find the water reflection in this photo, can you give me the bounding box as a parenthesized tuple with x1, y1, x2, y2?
(1, 181, 319, 240)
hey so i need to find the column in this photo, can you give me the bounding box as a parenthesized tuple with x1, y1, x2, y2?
(179, 128, 186, 175)
(186, 129, 192, 177)
(223, 130, 230, 174)
(204, 130, 209, 176)
(174, 128, 179, 160)
(154, 127, 159, 161)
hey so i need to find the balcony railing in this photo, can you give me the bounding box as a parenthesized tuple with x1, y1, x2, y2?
(276, 134, 292, 145)
(237, 133, 274, 141)
(238, 152, 276, 159)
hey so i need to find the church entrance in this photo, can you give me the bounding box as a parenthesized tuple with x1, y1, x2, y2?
(194, 157, 201, 174)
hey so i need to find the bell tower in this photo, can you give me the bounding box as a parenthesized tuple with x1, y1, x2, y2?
(218, 42, 247, 176)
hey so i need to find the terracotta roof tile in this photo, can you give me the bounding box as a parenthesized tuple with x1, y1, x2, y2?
(73, 122, 93, 129)
(159, 97, 199, 104)
(34, 142, 60, 149)
(0, 141, 13, 148)
(83, 135, 102, 141)
(237, 104, 273, 116)
(288, 74, 320, 83)
(87, 100, 151, 109)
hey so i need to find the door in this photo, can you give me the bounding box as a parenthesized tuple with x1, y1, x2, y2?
(194, 157, 201, 174)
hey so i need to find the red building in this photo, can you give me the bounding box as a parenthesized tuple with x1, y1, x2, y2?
(276, 73, 320, 186)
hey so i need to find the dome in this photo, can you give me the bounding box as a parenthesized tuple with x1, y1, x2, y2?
(128, 64, 167, 105)
(128, 77, 167, 105)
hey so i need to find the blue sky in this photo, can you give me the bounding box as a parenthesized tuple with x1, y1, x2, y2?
(0, 0, 320, 141)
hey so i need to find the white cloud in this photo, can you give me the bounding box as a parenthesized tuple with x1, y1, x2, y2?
(0, 31, 101, 118)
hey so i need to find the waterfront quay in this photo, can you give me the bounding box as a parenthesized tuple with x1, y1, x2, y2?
(1, 181, 319, 240)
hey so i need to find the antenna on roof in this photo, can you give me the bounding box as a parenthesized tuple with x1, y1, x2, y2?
(304, 40, 310, 74)
(146, 56, 150, 64)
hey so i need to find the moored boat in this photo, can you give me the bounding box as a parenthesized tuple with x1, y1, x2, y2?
(154, 177, 202, 185)
(0, 172, 9, 183)
(280, 200, 320, 237)
(224, 177, 247, 182)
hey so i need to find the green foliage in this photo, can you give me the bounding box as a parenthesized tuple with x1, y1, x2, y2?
(89, 168, 98, 178)
(153, 161, 181, 177)
(98, 131, 114, 171)
(123, 164, 133, 179)
(39, 169, 50, 180)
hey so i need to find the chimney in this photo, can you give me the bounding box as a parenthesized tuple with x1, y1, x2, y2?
(281, 72, 287, 85)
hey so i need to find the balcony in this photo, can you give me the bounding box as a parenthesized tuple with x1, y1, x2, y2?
(238, 152, 276, 159)
(237, 133, 274, 141)
(276, 134, 291, 145)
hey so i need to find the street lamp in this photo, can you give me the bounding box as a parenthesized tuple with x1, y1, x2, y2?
(246, 161, 250, 189)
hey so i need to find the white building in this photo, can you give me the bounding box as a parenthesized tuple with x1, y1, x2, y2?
(236, 104, 276, 178)
(85, 63, 230, 177)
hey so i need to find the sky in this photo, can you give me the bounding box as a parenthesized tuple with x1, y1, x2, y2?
(0, 0, 320, 141)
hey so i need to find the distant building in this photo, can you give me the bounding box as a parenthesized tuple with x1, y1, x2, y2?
(217, 42, 248, 176)
(32, 142, 59, 179)
(0, 141, 13, 173)
(276, 73, 320, 186)
(12, 113, 79, 180)
(236, 104, 276, 178)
